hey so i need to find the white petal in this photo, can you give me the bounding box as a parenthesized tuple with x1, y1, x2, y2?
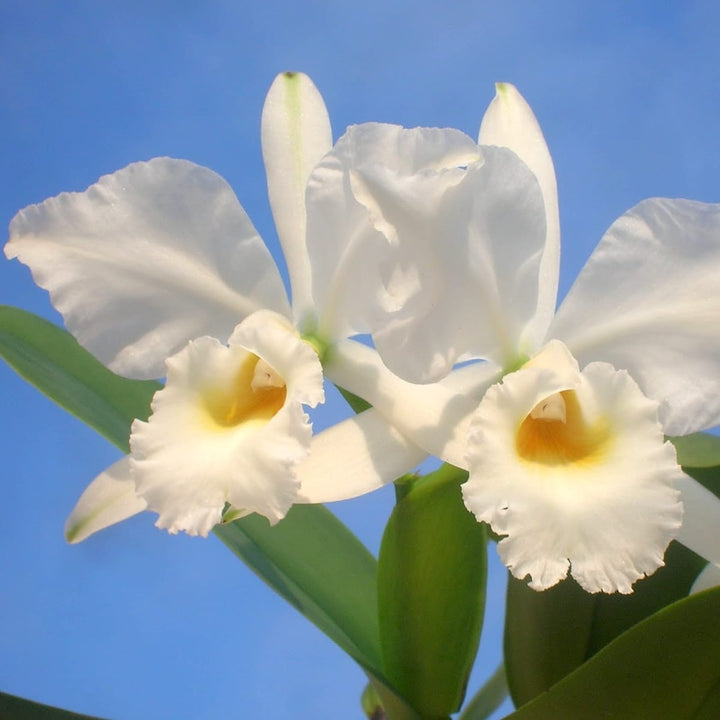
(325, 338, 500, 468)
(690, 563, 720, 594)
(64, 457, 147, 543)
(6, 158, 290, 379)
(463, 343, 683, 594)
(261, 72, 332, 320)
(305, 122, 482, 347)
(479, 83, 560, 348)
(296, 409, 426, 503)
(328, 128, 547, 381)
(676, 474, 720, 567)
(129, 310, 324, 536)
(549, 198, 720, 435)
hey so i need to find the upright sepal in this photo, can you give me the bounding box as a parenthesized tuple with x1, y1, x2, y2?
(261, 71, 332, 321)
(479, 82, 560, 351)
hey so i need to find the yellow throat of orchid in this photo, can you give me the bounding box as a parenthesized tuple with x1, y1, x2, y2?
(515, 390, 611, 466)
(204, 356, 287, 428)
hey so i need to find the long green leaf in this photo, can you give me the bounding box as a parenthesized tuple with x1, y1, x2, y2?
(504, 539, 706, 707)
(504, 587, 720, 719)
(0, 306, 159, 451)
(367, 675, 424, 720)
(504, 574, 594, 708)
(670, 432, 720, 468)
(583, 540, 707, 654)
(378, 465, 487, 718)
(684, 464, 720, 498)
(458, 663, 508, 720)
(0, 691, 104, 719)
(337, 385, 373, 413)
(215, 509, 383, 674)
(0, 306, 392, 691)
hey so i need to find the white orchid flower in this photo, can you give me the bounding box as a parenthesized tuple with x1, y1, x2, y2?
(5, 72, 435, 540)
(327, 84, 720, 594)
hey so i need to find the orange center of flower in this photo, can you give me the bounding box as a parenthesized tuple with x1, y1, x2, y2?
(205, 355, 287, 428)
(515, 390, 610, 466)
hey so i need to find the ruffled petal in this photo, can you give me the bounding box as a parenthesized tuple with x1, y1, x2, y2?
(549, 198, 720, 435)
(6, 158, 290, 379)
(325, 338, 500, 468)
(305, 122, 482, 348)
(261, 72, 332, 320)
(129, 310, 324, 536)
(296, 409, 426, 503)
(479, 83, 560, 348)
(335, 131, 546, 381)
(463, 342, 683, 594)
(64, 457, 147, 543)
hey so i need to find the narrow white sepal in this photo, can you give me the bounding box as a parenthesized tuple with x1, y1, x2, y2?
(65, 456, 147, 543)
(690, 563, 720, 595)
(676, 474, 720, 567)
(296, 409, 427, 503)
(261, 72, 332, 322)
(6, 158, 290, 379)
(325, 338, 499, 468)
(479, 83, 560, 351)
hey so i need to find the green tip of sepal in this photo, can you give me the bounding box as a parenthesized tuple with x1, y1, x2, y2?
(361, 682, 385, 719)
(64, 523, 82, 544)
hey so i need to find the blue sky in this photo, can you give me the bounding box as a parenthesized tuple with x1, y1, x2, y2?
(1, 2, 719, 718)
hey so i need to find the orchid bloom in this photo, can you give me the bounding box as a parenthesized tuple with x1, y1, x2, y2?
(326, 84, 720, 594)
(5, 72, 431, 540)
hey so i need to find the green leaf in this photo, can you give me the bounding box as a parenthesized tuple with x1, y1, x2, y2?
(218, 511, 423, 717)
(377, 465, 487, 719)
(504, 574, 594, 708)
(0, 307, 407, 705)
(504, 540, 706, 707)
(0, 309, 391, 681)
(504, 587, 720, 719)
(0, 691, 104, 719)
(368, 675, 424, 720)
(0, 306, 159, 451)
(458, 663, 508, 720)
(670, 432, 720, 468)
(337, 385, 373, 413)
(584, 541, 707, 654)
(684, 464, 720, 499)
(214, 506, 383, 676)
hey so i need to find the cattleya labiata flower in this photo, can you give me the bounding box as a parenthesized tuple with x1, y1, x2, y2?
(326, 83, 720, 593)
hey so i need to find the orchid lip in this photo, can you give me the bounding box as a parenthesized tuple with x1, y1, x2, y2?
(203, 354, 287, 429)
(516, 389, 612, 467)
